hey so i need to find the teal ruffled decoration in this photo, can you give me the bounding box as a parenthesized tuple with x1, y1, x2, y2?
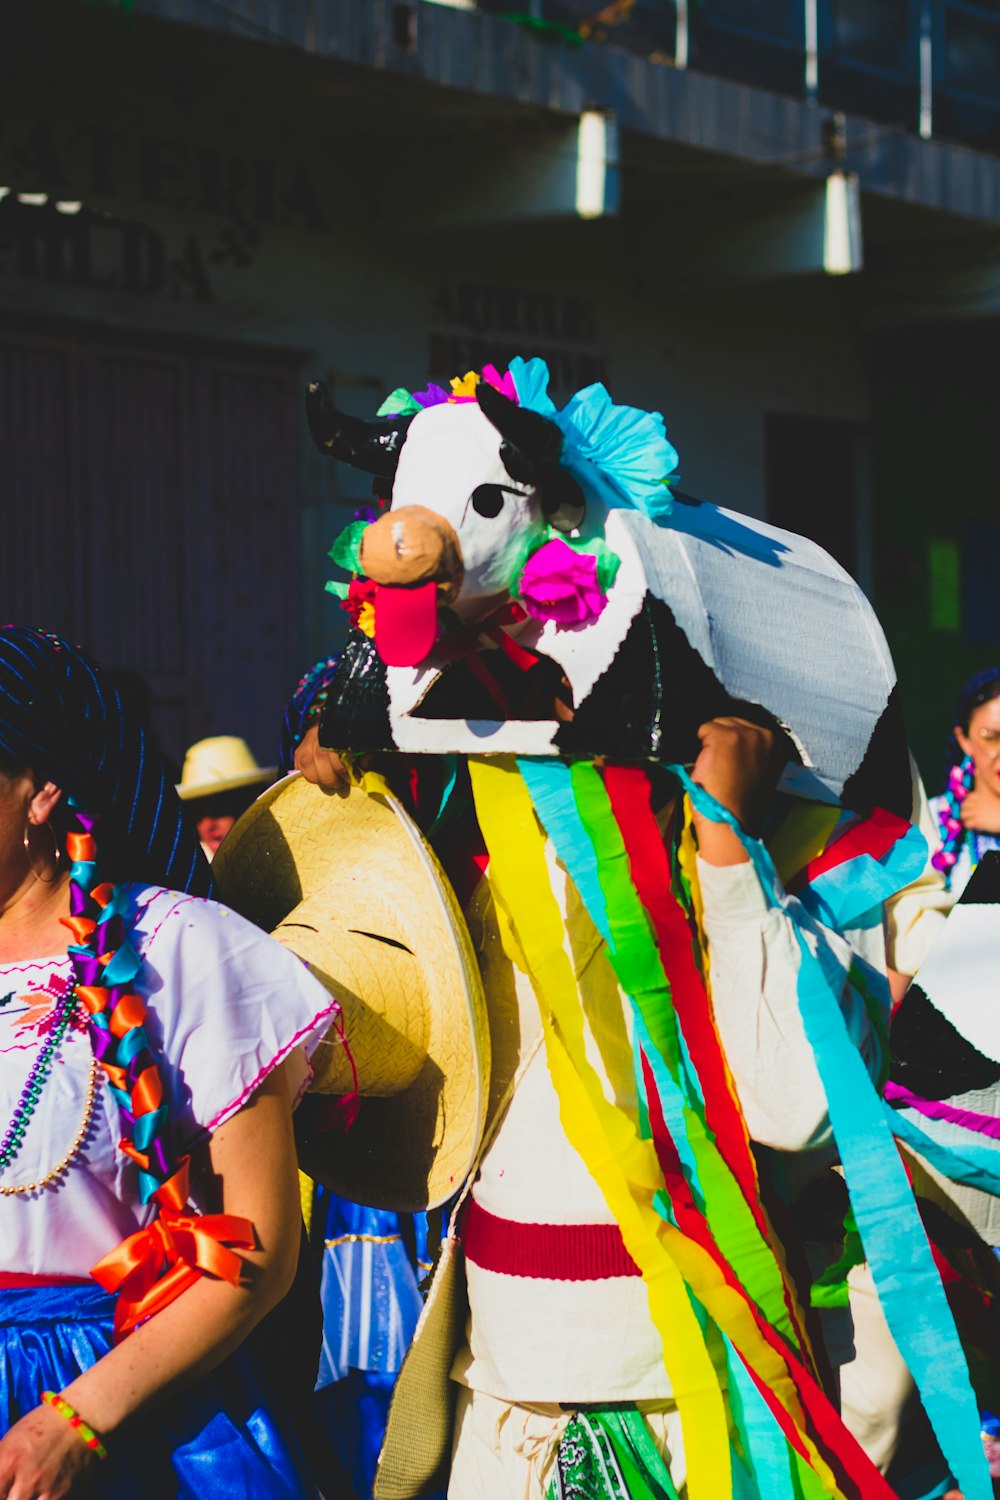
(508, 356, 678, 524)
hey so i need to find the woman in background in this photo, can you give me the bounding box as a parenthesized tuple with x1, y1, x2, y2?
(932, 668, 1000, 897)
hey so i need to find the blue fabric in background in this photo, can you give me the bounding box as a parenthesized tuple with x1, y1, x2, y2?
(0, 1284, 318, 1498)
(314, 1188, 445, 1499)
(317, 1195, 426, 1387)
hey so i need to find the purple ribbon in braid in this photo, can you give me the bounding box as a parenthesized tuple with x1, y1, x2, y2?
(64, 806, 182, 1199)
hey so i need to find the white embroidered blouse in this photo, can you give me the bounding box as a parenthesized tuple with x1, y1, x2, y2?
(0, 885, 337, 1278)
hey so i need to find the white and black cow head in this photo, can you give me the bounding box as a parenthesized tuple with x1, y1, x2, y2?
(305, 362, 911, 819)
(307, 377, 586, 664)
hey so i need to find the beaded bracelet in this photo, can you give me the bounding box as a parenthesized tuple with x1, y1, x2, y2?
(40, 1390, 108, 1460)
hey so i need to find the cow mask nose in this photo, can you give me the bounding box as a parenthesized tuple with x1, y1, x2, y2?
(360, 505, 464, 597)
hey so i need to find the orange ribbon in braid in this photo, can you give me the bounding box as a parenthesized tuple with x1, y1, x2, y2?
(63, 802, 253, 1339)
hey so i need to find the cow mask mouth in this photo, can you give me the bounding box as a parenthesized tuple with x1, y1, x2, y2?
(307, 367, 592, 670)
(359, 506, 465, 669)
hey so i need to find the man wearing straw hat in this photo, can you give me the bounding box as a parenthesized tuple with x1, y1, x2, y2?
(177, 734, 276, 859)
(216, 359, 989, 1500)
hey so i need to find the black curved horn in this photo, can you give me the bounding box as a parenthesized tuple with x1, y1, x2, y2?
(476, 378, 584, 532)
(306, 380, 413, 478)
(475, 379, 563, 484)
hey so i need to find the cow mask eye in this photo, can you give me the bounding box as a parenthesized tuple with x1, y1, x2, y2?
(471, 484, 506, 519)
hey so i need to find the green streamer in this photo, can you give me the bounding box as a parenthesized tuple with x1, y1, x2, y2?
(565, 762, 801, 1348)
(809, 1210, 864, 1310)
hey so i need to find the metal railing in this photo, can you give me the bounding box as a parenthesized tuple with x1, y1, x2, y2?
(480, 1, 1000, 152)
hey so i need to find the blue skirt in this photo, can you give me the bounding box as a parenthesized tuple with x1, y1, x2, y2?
(0, 1284, 320, 1498)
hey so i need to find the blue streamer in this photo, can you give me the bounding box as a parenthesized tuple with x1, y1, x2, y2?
(723, 1338, 797, 1500)
(427, 755, 460, 838)
(518, 759, 611, 943)
(517, 758, 704, 1197)
(798, 825, 928, 932)
(890, 1107, 1000, 1196)
(668, 767, 990, 1500)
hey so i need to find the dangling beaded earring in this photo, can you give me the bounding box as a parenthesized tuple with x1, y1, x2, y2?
(931, 755, 974, 884)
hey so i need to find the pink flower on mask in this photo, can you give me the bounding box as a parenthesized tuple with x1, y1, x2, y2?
(516, 539, 608, 626)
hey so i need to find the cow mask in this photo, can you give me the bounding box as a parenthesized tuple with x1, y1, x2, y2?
(308, 358, 909, 816)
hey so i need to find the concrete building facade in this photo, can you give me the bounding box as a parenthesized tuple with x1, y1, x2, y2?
(3, 0, 1000, 781)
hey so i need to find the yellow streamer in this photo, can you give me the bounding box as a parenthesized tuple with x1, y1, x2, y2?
(473, 760, 852, 1499)
(470, 757, 732, 1500)
(768, 803, 842, 888)
(298, 1169, 314, 1236)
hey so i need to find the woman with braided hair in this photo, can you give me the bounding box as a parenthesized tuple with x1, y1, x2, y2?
(931, 668, 1000, 897)
(0, 627, 341, 1499)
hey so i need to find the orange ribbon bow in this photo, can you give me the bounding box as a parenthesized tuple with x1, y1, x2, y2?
(91, 1196, 256, 1340)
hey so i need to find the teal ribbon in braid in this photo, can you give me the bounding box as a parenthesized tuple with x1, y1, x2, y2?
(65, 803, 255, 1341)
(63, 801, 184, 1204)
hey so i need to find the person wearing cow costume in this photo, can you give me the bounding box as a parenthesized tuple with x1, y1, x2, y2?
(221, 360, 992, 1500)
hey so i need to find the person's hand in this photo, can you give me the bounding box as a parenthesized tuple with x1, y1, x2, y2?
(959, 786, 1000, 835)
(293, 725, 352, 794)
(0, 1402, 98, 1499)
(690, 717, 786, 866)
(692, 717, 784, 827)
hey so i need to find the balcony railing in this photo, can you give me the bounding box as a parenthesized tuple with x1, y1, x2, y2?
(476, 1, 1000, 153)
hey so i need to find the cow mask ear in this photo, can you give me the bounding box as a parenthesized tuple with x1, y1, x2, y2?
(476, 379, 562, 484)
(306, 380, 412, 479)
(476, 378, 586, 533)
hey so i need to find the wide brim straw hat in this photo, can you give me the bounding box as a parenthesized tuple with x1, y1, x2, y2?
(213, 772, 489, 1212)
(177, 736, 277, 801)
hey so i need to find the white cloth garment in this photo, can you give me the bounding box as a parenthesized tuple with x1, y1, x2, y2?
(452, 848, 887, 1406)
(447, 1387, 689, 1500)
(0, 884, 337, 1278)
(883, 758, 952, 976)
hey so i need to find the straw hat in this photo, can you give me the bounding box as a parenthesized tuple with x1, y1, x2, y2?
(177, 736, 276, 801)
(213, 772, 490, 1212)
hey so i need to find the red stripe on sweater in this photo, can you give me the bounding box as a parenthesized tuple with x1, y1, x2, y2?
(464, 1198, 641, 1280)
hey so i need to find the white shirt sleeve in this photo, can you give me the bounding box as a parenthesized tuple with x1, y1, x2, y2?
(883, 759, 953, 977)
(696, 857, 885, 1156)
(132, 889, 340, 1148)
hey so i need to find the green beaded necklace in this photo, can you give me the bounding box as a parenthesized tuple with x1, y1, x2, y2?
(0, 984, 80, 1171)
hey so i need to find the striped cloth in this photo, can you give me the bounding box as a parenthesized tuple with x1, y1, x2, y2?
(0, 627, 211, 896)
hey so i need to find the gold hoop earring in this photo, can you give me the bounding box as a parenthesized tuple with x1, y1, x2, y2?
(23, 820, 61, 883)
